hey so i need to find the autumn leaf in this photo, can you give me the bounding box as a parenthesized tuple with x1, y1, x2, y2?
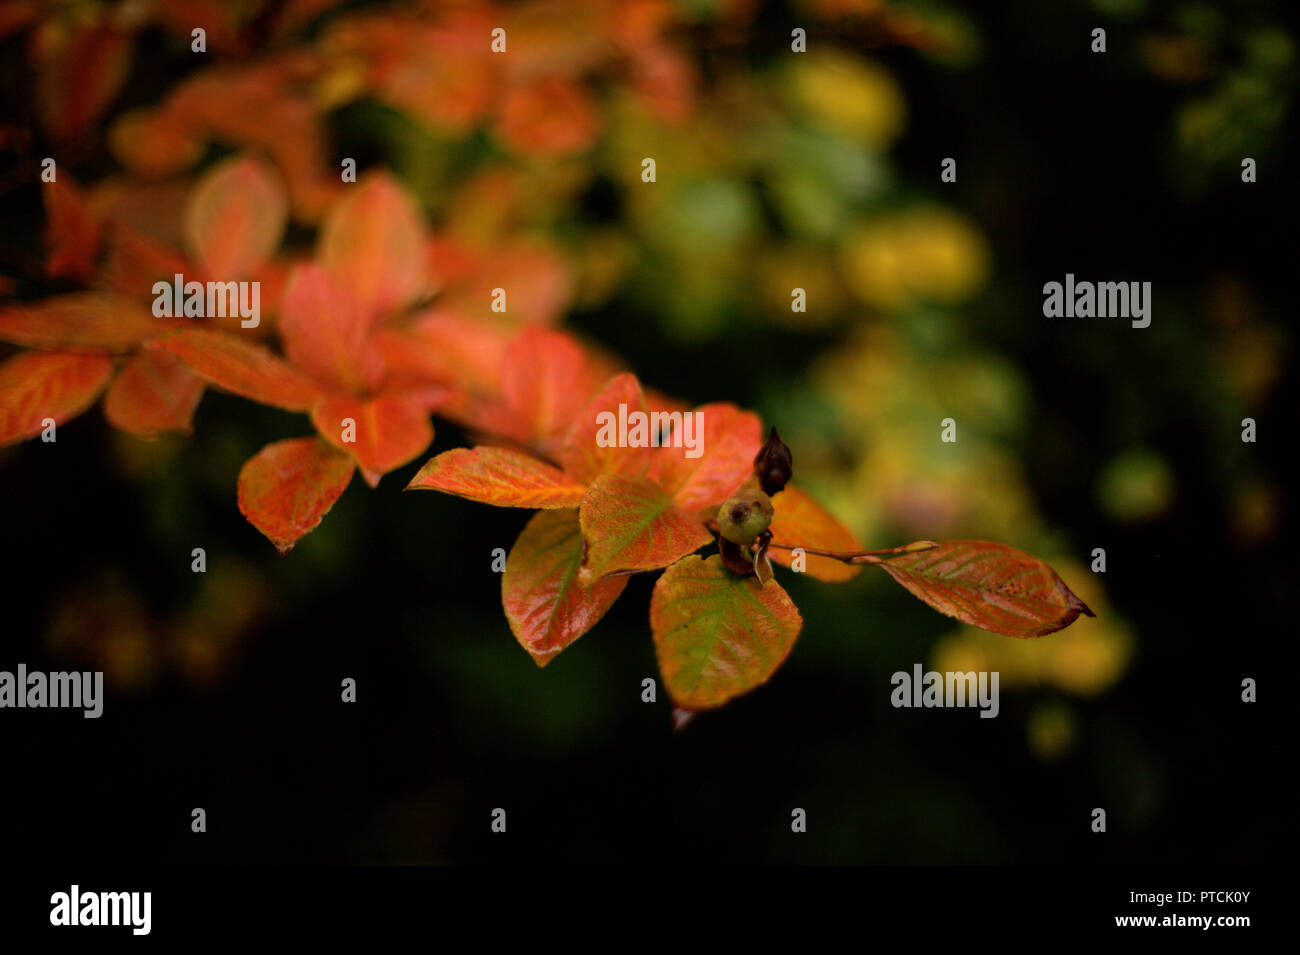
(156, 329, 322, 411)
(310, 393, 433, 484)
(34, 19, 132, 141)
(103, 350, 205, 437)
(317, 171, 430, 319)
(768, 484, 863, 582)
(0, 351, 115, 445)
(237, 437, 355, 553)
(406, 446, 587, 508)
(279, 264, 385, 394)
(494, 77, 600, 158)
(0, 293, 168, 353)
(874, 540, 1095, 638)
(652, 403, 763, 515)
(558, 372, 652, 483)
(503, 509, 628, 666)
(578, 474, 712, 582)
(650, 554, 803, 710)
(183, 154, 288, 280)
(43, 176, 103, 282)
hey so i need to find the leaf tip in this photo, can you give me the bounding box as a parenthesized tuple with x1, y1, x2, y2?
(671, 707, 696, 732)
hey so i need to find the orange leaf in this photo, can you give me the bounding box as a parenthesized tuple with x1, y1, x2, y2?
(183, 154, 288, 280)
(497, 325, 602, 449)
(578, 474, 712, 582)
(0, 293, 168, 353)
(442, 241, 574, 325)
(109, 108, 204, 178)
(768, 484, 863, 582)
(874, 540, 1095, 638)
(558, 372, 652, 484)
(103, 350, 205, 437)
(43, 176, 103, 282)
(384, 307, 512, 395)
(653, 403, 763, 514)
(278, 264, 385, 394)
(651, 554, 803, 710)
(494, 77, 600, 158)
(237, 437, 355, 553)
(0, 351, 114, 445)
(98, 224, 194, 300)
(310, 393, 433, 483)
(317, 171, 429, 319)
(503, 509, 628, 667)
(406, 446, 587, 508)
(156, 329, 322, 411)
(34, 20, 132, 140)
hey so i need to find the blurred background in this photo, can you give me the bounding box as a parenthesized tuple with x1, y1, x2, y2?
(0, 0, 1292, 864)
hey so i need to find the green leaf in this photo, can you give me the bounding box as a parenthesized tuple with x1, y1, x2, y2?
(578, 474, 712, 583)
(503, 509, 628, 667)
(650, 554, 803, 710)
(874, 540, 1094, 638)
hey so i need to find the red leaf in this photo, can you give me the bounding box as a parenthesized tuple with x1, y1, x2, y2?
(558, 372, 653, 484)
(103, 350, 205, 437)
(874, 540, 1095, 638)
(578, 474, 712, 582)
(768, 484, 863, 582)
(183, 154, 288, 279)
(653, 403, 763, 514)
(382, 307, 513, 395)
(496, 325, 606, 450)
(156, 329, 322, 411)
(237, 437, 355, 553)
(494, 77, 600, 158)
(406, 446, 587, 508)
(0, 293, 168, 353)
(278, 264, 385, 394)
(43, 176, 103, 282)
(503, 509, 628, 666)
(34, 21, 132, 140)
(0, 351, 114, 445)
(317, 171, 429, 318)
(651, 554, 803, 710)
(310, 393, 433, 483)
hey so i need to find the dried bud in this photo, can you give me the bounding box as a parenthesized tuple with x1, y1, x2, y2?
(752, 426, 793, 496)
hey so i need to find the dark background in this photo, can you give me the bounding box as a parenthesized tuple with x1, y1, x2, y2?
(0, 0, 1292, 865)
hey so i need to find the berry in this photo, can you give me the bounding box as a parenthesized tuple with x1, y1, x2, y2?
(717, 487, 774, 543)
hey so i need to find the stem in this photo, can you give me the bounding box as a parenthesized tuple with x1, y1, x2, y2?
(764, 539, 939, 565)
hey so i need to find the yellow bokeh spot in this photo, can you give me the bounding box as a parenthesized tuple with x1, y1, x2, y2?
(787, 49, 904, 149)
(839, 208, 989, 310)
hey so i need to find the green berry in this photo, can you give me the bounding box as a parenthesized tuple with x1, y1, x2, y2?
(717, 488, 774, 544)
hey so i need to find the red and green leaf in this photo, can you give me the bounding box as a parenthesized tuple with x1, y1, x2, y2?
(156, 329, 322, 411)
(0, 350, 115, 445)
(406, 446, 587, 508)
(650, 554, 803, 710)
(874, 540, 1095, 638)
(502, 509, 628, 667)
(103, 350, 205, 437)
(578, 474, 712, 582)
(768, 484, 863, 582)
(237, 436, 355, 554)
